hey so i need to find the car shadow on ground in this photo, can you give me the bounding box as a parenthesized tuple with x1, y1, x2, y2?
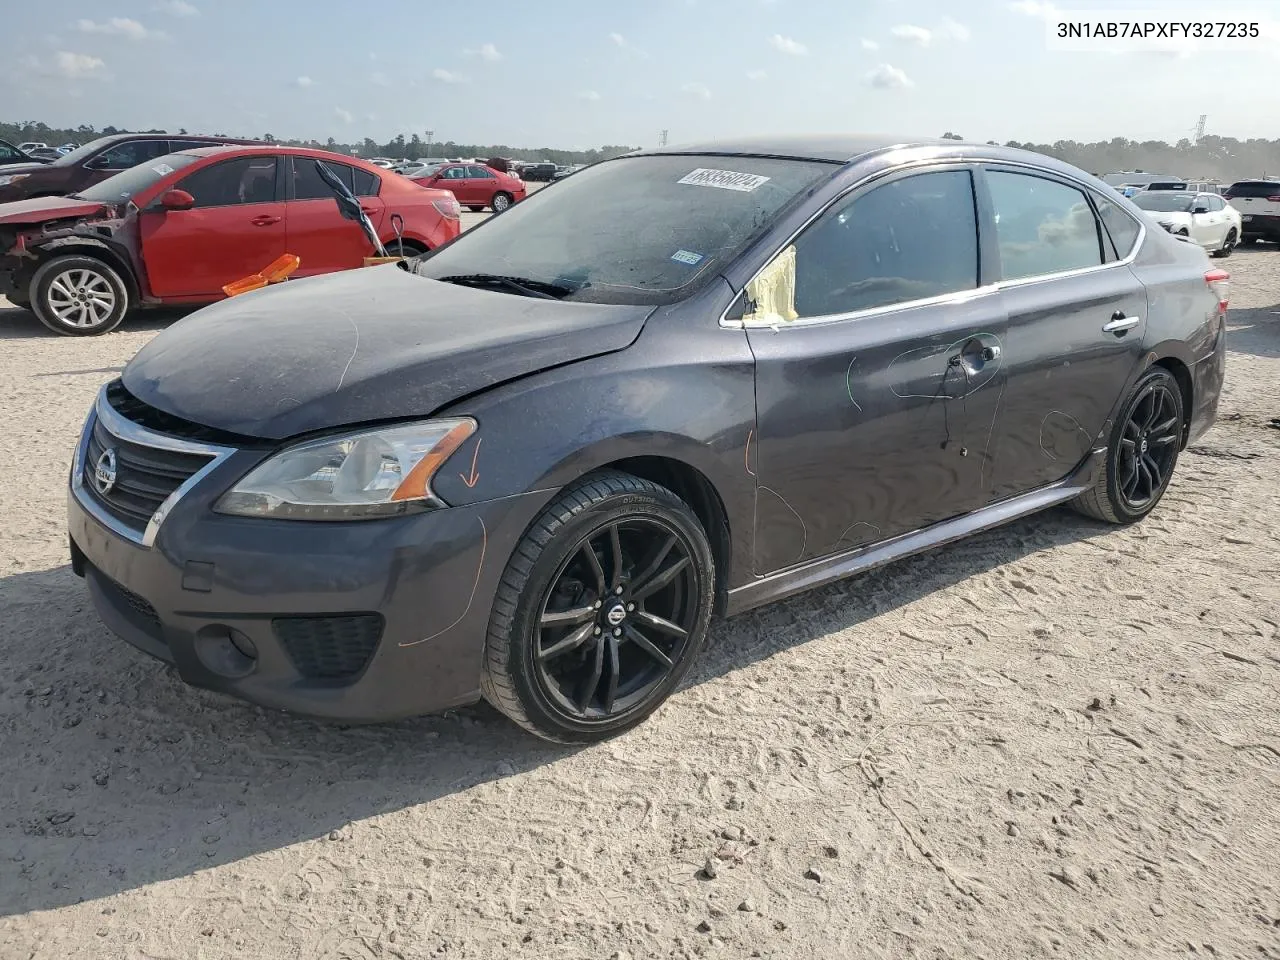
(1224, 301, 1280, 359)
(0, 304, 194, 340)
(0, 504, 1114, 916)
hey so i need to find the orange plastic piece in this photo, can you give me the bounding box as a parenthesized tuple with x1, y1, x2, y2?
(222, 275, 268, 297)
(259, 253, 301, 282)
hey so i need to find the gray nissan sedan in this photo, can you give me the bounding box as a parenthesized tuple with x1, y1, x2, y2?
(68, 135, 1227, 742)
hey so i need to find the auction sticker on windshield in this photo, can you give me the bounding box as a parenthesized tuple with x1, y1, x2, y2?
(678, 168, 771, 192)
(152, 163, 175, 176)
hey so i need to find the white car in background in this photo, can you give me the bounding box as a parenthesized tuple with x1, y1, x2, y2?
(1132, 189, 1241, 257)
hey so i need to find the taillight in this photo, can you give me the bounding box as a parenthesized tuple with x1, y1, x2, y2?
(1268, 195, 1280, 202)
(1205, 268, 1230, 313)
(432, 197, 461, 220)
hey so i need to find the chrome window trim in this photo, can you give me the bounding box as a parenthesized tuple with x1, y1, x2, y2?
(70, 384, 237, 548)
(722, 156, 1147, 331)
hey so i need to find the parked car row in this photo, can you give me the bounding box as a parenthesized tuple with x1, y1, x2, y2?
(0, 144, 461, 335)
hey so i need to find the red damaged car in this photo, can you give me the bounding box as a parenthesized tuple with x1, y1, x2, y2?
(0, 145, 462, 335)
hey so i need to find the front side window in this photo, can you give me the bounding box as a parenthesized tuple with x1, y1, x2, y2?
(75, 152, 200, 204)
(0, 141, 20, 160)
(988, 171, 1103, 281)
(782, 170, 979, 319)
(292, 158, 355, 200)
(97, 140, 170, 170)
(177, 156, 278, 207)
(441, 166, 467, 180)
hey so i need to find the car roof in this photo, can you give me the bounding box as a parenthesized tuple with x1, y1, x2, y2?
(637, 134, 957, 163)
(173, 144, 378, 165)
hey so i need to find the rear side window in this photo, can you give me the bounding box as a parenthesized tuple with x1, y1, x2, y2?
(178, 156, 278, 207)
(1227, 181, 1280, 199)
(988, 171, 1103, 281)
(352, 168, 379, 197)
(1093, 193, 1141, 259)
(789, 169, 979, 318)
(466, 165, 496, 179)
(292, 158, 355, 200)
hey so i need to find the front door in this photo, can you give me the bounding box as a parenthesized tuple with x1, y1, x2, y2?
(286, 157, 386, 277)
(437, 165, 474, 204)
(138, 154, 286, 298)
(746, 166, 1008, 576)
(980, 167, 1148, 500)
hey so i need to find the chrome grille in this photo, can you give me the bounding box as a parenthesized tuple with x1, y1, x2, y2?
(82, 414, 214, 535)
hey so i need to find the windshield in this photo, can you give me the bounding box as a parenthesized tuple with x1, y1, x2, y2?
(75, 152, 200, 204)
(416, 154, 835, 304)
(1133, 192, 1195, 213)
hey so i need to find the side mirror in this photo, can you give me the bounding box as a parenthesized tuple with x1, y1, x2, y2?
(160, 189, 195, 211)
(1192, 204, 1209, 215)
(86, 155, 112, 170)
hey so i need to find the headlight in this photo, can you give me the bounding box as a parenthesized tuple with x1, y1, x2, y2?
(0, 174, 29, 187)
(214, 418, 475, 520)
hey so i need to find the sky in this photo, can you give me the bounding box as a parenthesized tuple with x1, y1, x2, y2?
(4, 0, 1280, 151)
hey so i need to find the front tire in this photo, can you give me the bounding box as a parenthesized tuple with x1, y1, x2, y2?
(1071, 367, 1184, 524)
(491, 191, 513, 213)
(30, 255, 129, 336)
(480, 471, 715, 743)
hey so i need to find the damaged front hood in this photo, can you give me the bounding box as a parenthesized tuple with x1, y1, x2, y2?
(0, 195, 113, 226)
(122, 264, 653, 440)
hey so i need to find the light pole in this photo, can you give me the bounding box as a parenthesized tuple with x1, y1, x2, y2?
(425, 130, 434, 160)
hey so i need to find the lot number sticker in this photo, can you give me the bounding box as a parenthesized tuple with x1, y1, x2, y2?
(671, 249, 705, 265)
(678, 168, 771, 192)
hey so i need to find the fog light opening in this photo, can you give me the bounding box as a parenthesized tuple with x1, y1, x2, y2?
(195, 625, 258, 679)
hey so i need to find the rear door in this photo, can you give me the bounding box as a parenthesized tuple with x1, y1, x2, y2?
(746, 165, 1008, 575)
(285, 157, 385, 277)
(465, 165, 498, 206)
(981, 167, 1147, 501)
(138, 154, 286, 297)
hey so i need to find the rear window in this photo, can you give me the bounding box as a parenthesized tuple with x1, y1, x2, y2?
(1133, 192, 1195, 213)
(1226, 181, 1280, 198)
(417, 154, 836, 305)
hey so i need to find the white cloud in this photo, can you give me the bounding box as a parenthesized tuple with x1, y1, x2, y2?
(36, 51, 107, 80)
(295, 75, 314, 87)
(153, 0, 198, 15)
(891, 24, 932, 46)
(769, 33, 808, 55)
(369, 71, 390, 87)
(1008, 0, 1057, 18)
(746, 69, 768, 80)
(334, 106, 354, 123)
(939, 17, 971, 41)
(478, 42, 502, 61)
(866, 63, 913, 89)
(75, 17, 163, 40)
(682, 81, 712, 100)
(609, 32, 627, 47)
(578, 90, 602, 101)
(432, 68, 466, 83)
(860, 38, 879, 51)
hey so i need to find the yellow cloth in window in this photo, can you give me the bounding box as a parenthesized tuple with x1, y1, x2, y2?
(744, 245, 798, 325)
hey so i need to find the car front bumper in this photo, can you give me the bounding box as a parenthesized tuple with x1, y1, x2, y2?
(66, 391, 546, 723)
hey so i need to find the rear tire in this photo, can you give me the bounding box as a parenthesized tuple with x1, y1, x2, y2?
(480, 470, 715, 743)
(1071, 367, 1184, 525)
(491, 192, 513, 213)
(1212, 228, 1237, 258)
(30, 255, 129, 336)
(387, 239, 426, 259)
(466, 205, 483, 212)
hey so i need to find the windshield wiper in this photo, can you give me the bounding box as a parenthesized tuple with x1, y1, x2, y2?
(436, 273, 577, 300)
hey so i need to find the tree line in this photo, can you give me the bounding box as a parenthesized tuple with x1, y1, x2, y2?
(5, 119, 1280, 180)
(0, 119, 637, 166)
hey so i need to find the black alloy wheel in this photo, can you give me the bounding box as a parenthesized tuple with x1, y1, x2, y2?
(1116, 379, 1181, 511)
(535, 517, 698, 719)
(481, 471, 715, 742)
(1072, 367, 1184, 524)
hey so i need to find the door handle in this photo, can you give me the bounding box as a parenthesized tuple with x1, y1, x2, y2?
(360, 205, 377, 214)
(1102, 313, 1141, 334)
(250, 215, 281, 226)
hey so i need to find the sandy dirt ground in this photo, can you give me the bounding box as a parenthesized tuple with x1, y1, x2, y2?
(1, 241, 1278, 960)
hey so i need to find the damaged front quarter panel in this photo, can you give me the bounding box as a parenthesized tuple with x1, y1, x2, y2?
(1, 203, 139, 303)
